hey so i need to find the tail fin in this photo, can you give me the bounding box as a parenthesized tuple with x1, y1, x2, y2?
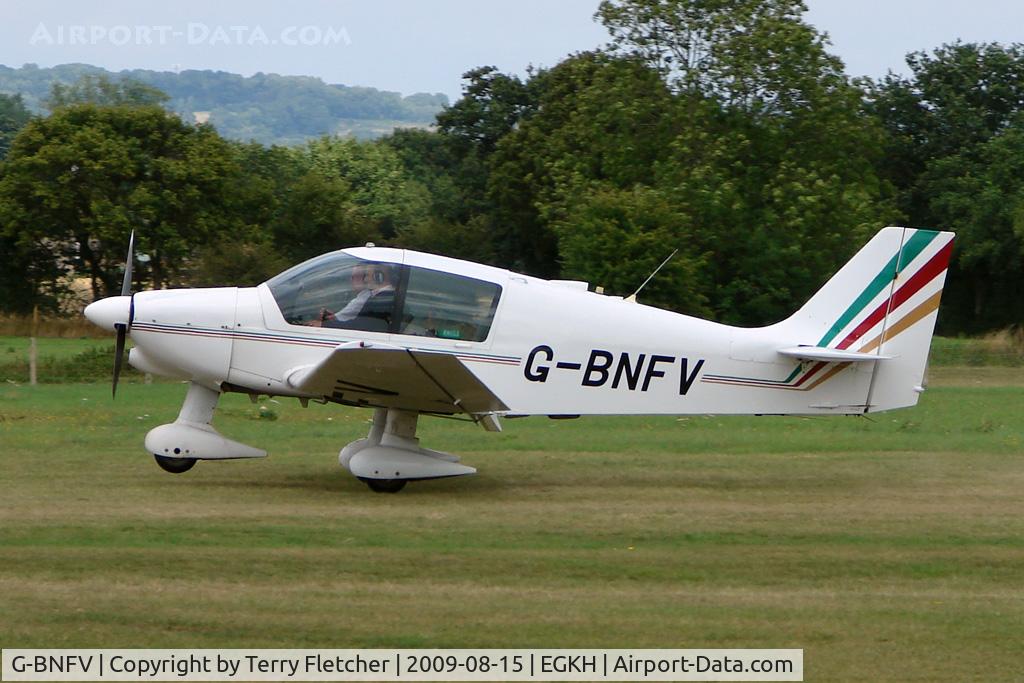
(783, 226, 954, 412)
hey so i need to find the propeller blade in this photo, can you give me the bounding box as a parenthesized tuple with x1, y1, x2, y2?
(113, 231, 135, 398)
(113, 322, 126, 398)
(121, 230, 135, 296)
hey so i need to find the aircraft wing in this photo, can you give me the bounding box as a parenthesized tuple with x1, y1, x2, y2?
(285, 342, 508, 415)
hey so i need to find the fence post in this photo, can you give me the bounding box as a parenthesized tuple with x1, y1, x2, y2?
(29, 305, 38, 386)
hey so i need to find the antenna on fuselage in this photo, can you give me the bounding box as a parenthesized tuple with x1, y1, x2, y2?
(626, 248, 678, 303)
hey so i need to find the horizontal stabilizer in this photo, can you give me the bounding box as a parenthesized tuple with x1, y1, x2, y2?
(777, 346, 892, 363)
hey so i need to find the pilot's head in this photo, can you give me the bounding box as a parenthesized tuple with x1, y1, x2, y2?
(349, 264, 367, 291)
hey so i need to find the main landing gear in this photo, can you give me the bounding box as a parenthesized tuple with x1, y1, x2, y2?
(339, 408, 476, 493)
(358, 477, 408, 494)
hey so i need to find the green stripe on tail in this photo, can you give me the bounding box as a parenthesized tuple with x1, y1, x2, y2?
(817, 230, 939, 347)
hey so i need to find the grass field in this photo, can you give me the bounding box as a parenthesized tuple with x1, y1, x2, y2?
(0, 335, 112, 362)
(1, 368, 1022, 681)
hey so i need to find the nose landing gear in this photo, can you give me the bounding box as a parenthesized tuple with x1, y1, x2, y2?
(146, 382, 267, 473)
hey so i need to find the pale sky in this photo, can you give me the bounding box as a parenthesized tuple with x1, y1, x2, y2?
(1, 0, 1023, 101)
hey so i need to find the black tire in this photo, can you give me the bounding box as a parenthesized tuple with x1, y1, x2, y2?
(360, 477, 407, 493)
(154, 454, 197, 474)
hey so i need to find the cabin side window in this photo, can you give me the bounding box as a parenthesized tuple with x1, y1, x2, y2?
(398, 267, 501, 342)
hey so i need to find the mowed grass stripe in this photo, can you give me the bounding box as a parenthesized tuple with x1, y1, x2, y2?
(3, 522, 1024, 551)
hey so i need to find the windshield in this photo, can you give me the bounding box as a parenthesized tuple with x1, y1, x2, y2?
(266, 252, 399, 333)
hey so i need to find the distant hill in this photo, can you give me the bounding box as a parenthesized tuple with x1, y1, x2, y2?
(0, 63, 448, 145)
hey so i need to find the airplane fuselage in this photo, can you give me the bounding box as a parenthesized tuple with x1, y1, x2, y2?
(117, 240, 943, 418)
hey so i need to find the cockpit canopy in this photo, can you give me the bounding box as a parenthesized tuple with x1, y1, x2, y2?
(266, 252, 502, 342)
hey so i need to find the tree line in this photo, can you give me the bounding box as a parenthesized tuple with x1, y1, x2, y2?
(1, 0, 1023, 334)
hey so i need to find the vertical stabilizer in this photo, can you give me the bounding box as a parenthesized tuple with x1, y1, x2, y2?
(783, 227, 954, 412)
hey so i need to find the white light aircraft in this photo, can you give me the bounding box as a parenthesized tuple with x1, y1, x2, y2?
(84, 227, 954, 492)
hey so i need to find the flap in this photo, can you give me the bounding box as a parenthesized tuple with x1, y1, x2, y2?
(286, 343, 508, 415)
(777, 345, 892, 362)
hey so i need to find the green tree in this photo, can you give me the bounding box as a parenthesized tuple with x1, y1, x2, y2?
(188, 239, 291, 288)
(0, 93, 31, 160)
(187, 142, 297, 285)
(868, 42, 1024, 224)
(394, 215, 499, 265)
(555, 184, 709, 315)
(0, 102, 241, 301)
(923, 120, 1024, 330)
(435, 67, 533, 156)
(0, 230, 60, 313)
(597, 0, 846, 116)
(295, 136, 431, 240)
(383, 128, 508, 265)
(486, 52, 674, 277)
(384, 127, 482, 225)
(47, 74, 169, 109)
(272, 168, 376, 264)
(869, 42, 1024, 330)
(593, 0, 895, 323)
(655, 95, 894, 324)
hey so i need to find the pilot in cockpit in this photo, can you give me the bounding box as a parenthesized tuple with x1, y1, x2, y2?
(306, 263, 396, 330)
